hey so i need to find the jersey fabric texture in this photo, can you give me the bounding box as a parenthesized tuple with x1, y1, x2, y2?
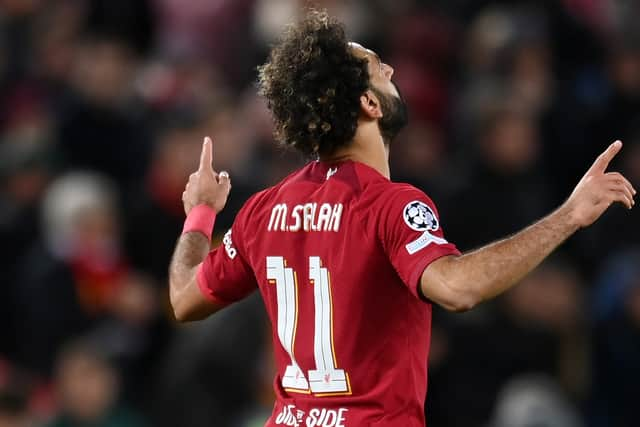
(197, 160, 460, 427)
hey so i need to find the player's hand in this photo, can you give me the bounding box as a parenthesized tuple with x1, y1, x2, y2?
(182, 136, 231, 215)
(564, 140, 635, 228)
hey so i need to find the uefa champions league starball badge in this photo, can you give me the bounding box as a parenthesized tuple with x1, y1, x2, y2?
(403, 200, 439, 232)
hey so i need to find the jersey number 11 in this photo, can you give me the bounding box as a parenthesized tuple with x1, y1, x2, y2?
(267, 256, 352, 397)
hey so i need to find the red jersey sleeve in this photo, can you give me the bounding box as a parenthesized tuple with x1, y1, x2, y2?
(196, 208, 258, 307)
(377, 185, 460, 299)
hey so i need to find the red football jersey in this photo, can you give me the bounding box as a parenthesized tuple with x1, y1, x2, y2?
(197, 160, 460, 427)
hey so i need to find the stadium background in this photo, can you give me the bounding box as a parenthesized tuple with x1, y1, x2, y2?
(1, 0, 640, 426)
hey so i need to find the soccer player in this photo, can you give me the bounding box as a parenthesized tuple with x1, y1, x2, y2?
(169, 11, 635, 427)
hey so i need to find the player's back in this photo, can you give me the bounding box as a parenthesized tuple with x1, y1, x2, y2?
(238, 160, 460, 427)
(199, 160, 459, 427)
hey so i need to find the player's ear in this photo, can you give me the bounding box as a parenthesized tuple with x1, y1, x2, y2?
(360, 90, 383, 120)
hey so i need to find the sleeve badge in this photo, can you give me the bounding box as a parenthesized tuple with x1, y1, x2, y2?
(403, 200, 439, 232)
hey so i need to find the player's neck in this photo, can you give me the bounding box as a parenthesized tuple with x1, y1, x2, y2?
(321, 123, 391, 179)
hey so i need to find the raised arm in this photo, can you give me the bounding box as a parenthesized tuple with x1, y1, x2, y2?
(169, 137, 231, 321)
(422, 141, 635, 312)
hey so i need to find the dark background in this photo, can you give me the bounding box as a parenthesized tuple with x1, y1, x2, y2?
(1, 1, 639, 426)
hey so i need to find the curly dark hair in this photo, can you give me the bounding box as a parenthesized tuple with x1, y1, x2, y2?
(258, 10, 370, 157)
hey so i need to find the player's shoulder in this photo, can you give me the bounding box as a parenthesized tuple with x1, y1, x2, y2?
(363, 180, 443, 235)
(368, 180, 435, 209)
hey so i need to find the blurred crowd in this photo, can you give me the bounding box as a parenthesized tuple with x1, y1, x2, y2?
(1, 0, 639, 426)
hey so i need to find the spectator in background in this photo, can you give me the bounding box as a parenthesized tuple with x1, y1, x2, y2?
(13, 172, 161, 391)
(591, 250, 640, 427)
(151, 296, 268, 427)
(592, 33, 640, 146)
(0, 360, 35, 427)
(124, 121, 207, 283)
(154, 0, 255, 89)
(390, 121, 452, 202)
(253, 0, 374, 50)
(47, 341, 146, 427)
(453, 6, 526, 147)
(428, 260, 586, 427)
(84, 0, 155, 56)
(453, 5, 556, 163)
(442, 107, 551, 251)
(12, 172, 103, 375)
(546, 28, 640, 193)
(56, 34, 151, 194)
(490, 375, 583, 427)
(0, 82, 55, 359)
(387, 10, 455, 128)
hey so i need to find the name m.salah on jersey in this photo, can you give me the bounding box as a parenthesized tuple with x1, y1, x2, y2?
(268, 203, 344, 232)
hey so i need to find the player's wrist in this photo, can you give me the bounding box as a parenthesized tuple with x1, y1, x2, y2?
(554, 201, 582, 232)
(182, 204, 217, 240)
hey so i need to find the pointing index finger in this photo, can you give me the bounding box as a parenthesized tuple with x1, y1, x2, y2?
(199, 136, 213, 172)
(590, 140, 622, 174)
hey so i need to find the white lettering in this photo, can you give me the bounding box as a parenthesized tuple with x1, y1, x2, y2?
(275, 405, 348, 427)
(222, 229, 237, 259)
(319, 409, 330, 425)
(306, 409, 320, 427)
(290, 205, 303, 231)
(303, 203, 316, 231)
(329, 204, 343, 232)
(269, 204, 288, 231)
(268, 203, 343, 232)
(317, 203, 332, 231)
(305, 408, 348, 427)
(276, 405, 300, 426)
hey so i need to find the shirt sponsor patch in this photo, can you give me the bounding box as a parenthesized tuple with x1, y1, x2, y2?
(403, 200, 439, 232)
